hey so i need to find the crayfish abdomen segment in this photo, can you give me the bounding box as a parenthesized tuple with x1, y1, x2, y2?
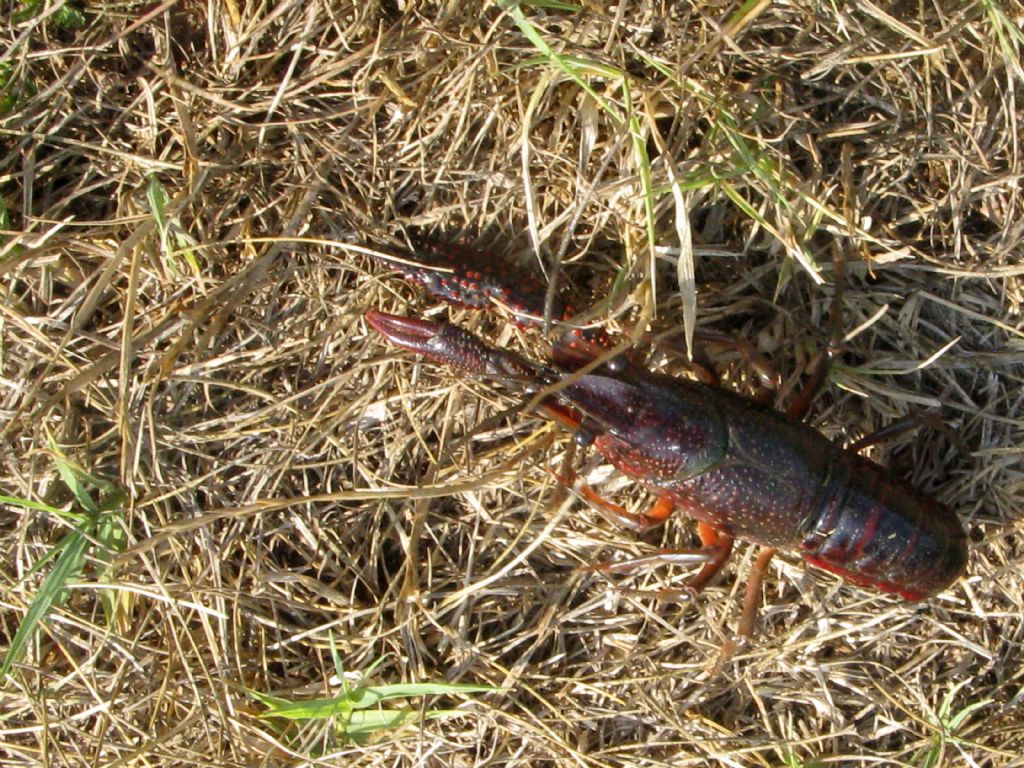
(798, 456, 968, 600)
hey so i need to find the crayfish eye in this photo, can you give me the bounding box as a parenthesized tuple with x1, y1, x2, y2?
(574, 429, 596, 448)
(605, 355, 627, 374)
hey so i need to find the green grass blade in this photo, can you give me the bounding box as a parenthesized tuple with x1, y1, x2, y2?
(527, 53, 624, 80)
(0, 493, 68, 518)
(0, 525, 91, 681)
(146, 175, 171, 238)
(723, 0, 774, 37)
(520, 0, 580, 10)
(146, 175, 178, 277)
(505, 4, 624, 124)
(341, 708, 419, 740)
(981, 0, 1024, 83)
(253, 680, 498, 720)
(251, 690, 353, 721)
(0, 192, 11, 246)
(14, 0, 84, 28)
(12, 0, 40, 23)
(623, 80, 656, 257)
(146, 175, 201, 277)
(946, 698, 993, 731)
(47, 438, 99, 516)
(53, 4, 85, 29)
(362, 682, 499, 700)
(94, 492, 129, 628)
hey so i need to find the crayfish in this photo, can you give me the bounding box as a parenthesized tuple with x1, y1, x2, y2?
(359, 238, 968, 645)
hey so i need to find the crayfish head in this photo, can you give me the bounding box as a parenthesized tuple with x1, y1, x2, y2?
(561, 373, 728, 483)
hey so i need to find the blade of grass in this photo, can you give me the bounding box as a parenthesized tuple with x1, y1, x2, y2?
(0, 524, 90, 680)
(94, 490, 130, 630)
(0, 191, 11, 245)
(2, 441, 127, 681)
(146, 175, 201, 278)
(13, 1, 85, 28)
(504, 4, 624, 124)
(253, 681, 499, 720)
(623, 79, 658, 310)
(519, 0, 580, 10)
(912, 683, 995, 768)
(643, 94, 697, 358)
(343, 708, 471, 742)
(723, 0, 774, 38)
(0, 493, 71, 518)
(49, 440, 99, 516)
(980, 0, 1024, 84)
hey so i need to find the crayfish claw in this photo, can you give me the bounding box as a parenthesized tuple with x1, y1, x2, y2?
(366, 310, 537, 382)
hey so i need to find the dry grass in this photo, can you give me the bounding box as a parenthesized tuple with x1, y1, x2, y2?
(2, 1, 1023, 766)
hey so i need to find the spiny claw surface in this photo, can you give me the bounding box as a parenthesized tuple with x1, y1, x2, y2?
(367, 240, 564, 326)
(365, 310, 439, 350)
(366, 310, 537, 381)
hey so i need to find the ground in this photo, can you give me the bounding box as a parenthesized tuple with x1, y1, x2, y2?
(1, 2, 1022, 766)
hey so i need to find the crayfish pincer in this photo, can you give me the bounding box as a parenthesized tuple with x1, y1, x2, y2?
(362, 241, 968, 644)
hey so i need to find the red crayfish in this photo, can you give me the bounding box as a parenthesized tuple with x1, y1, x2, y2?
(361, 239, 968, 642)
